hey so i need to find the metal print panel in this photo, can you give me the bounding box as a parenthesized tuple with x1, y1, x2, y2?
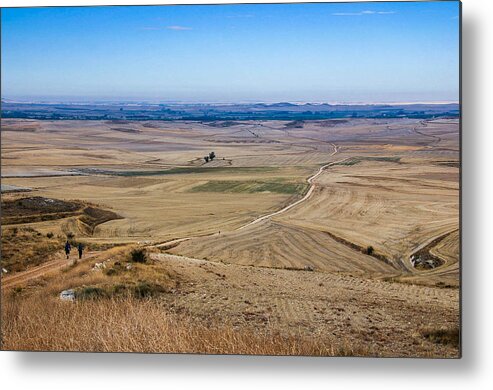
(0, 1, 461, 357)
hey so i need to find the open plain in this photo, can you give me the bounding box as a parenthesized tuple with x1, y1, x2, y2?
(1, 117, 460, 356)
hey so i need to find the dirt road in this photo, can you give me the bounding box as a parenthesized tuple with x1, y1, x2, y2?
(239, 144, 341, 230)
(1, 251, 99, 290)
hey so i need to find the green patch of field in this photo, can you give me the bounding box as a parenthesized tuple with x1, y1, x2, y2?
(189, 180, 308, 195)
(88, 166, 278, 177)
(333, 158, 361, 166)
(334, 156, 401, 166)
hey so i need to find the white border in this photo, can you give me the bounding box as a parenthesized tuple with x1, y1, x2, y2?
(2, 1, 493, 389)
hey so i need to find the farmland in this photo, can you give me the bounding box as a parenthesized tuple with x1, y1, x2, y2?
(1, 115, 460, 356)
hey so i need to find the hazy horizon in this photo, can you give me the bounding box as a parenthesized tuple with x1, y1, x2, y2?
(1, 96, 460, 105)
(1, 2, 460, 103)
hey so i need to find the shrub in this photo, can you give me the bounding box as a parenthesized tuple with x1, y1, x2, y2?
(47, 232, 54, 239)
(66, 232, 75, 239)
(366, 246, 374, 255)
(76, 286, 107, 300)
(130, 248, 147, 263)
(133, 282, 164, 298)
(104, 268, 118, 276)
(133, 282, 153, 298)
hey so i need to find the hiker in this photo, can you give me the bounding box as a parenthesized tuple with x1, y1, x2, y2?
(64, 241, 71, 259)
(77, 243, 84, 260)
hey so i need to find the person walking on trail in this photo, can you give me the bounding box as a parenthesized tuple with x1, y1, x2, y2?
(77, 243, 84, 260)
(64, 241, 71, 259)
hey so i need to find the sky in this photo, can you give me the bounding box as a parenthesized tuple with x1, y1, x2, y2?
(1, 1, 460, 103)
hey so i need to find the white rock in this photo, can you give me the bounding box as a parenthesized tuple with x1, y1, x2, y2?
(91, 262, 106, 271)
(60, 289, 75, 301)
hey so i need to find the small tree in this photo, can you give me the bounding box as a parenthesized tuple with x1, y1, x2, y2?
(366, 246, 374, 255)
(204, 156, 209, 163)
(209, 151, 216, 161)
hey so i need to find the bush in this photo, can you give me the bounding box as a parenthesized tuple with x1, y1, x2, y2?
(366, 246, 374, 255)
(133, 282, 165, 298)
(109, 282, 164, 298)
(133, 282, 154, 298)
(130, 248, 147, 263)
(66, 232, 75, 239)
(104, 268, 118, 276)
(76, 286, 107, 300)
(47, 232, 54, 239)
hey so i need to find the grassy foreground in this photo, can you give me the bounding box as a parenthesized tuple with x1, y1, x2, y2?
(1, 246, 368, 356)
(1, 293, 365, 356)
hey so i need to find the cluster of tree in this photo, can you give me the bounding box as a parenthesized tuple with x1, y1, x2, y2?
(204, 151, 216, 163)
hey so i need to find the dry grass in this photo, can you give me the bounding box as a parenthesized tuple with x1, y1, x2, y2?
(40, 245, 177, 299)
(1, 245, 370, 356)
(0, 227, 63, 272)
(0, 243, 459, 357)
(421, 326, 460, 349)
(0, 293, 366, 356)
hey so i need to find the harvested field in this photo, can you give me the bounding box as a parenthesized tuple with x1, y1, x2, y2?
(1, 117, 460, 356)
(170, 219, 398, 276)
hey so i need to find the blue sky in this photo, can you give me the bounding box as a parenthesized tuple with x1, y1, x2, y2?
(1, 1, 460, 103)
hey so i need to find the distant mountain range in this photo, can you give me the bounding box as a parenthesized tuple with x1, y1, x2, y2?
(1, 100, 460, 121)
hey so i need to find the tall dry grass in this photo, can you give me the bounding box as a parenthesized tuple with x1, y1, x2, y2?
(1, 294, 362, 356)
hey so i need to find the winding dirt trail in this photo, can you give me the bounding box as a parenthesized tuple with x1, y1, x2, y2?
(238, 143, 340, 230)
(1, 251, 100, 290)
(413, 120, 442, 145)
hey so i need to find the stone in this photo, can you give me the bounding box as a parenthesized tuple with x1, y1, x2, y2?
(60, 289, 75, 301)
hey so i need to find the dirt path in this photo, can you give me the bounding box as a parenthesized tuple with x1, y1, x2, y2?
(238, 144, 342, 230)
(413, 120, 442, 145)
(1, 251, 100, 290)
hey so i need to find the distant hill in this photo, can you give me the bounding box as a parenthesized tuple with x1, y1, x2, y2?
(1, 101, 459, 121)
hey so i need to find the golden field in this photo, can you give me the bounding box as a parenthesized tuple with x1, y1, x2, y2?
(1, 117, 460, 356)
